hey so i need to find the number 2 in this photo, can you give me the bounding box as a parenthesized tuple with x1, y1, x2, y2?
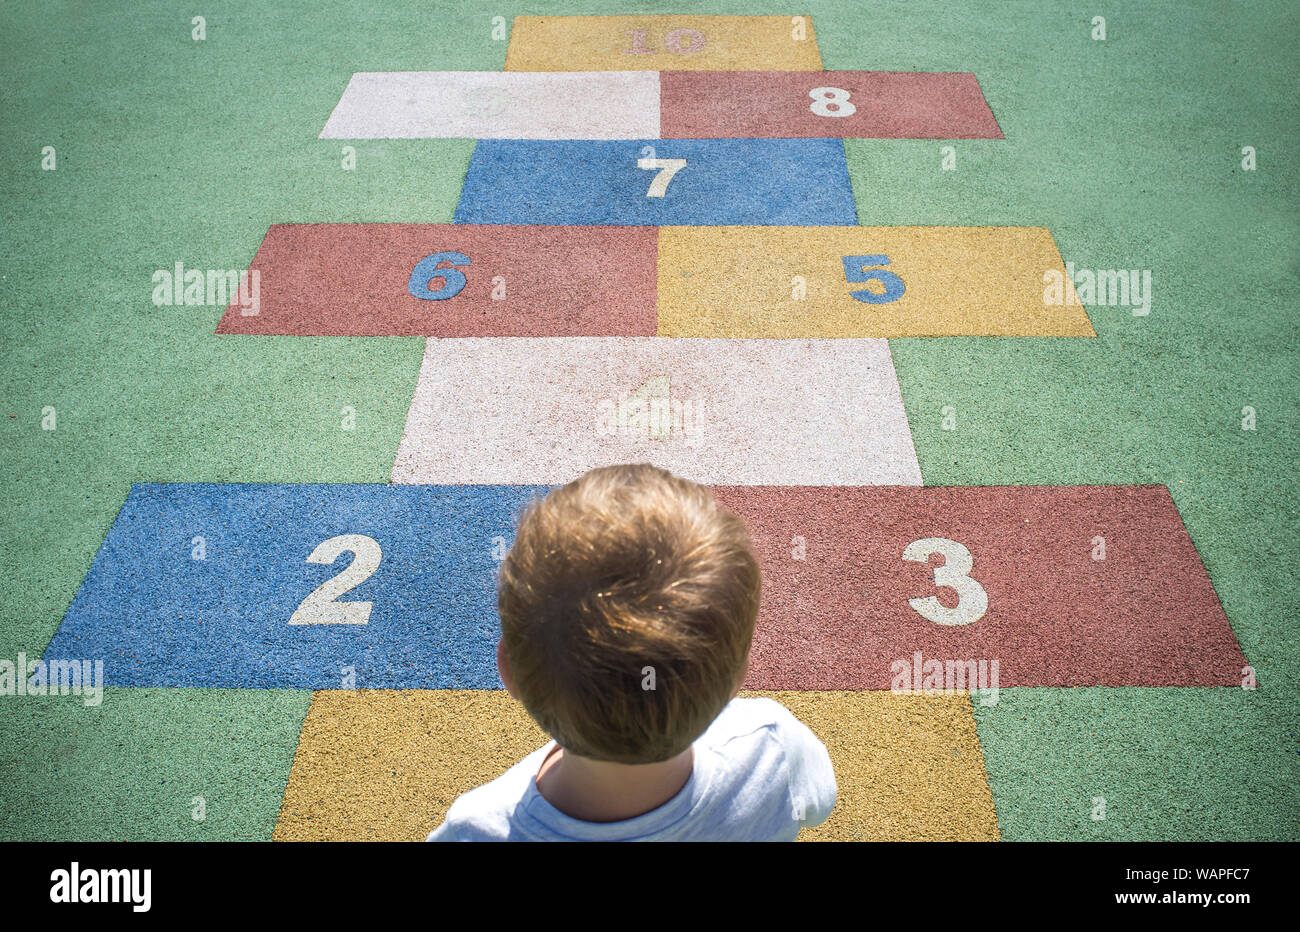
(289, 534, 382, 626)
(902, 537, 988, 626)
(638, 157, 687, 197)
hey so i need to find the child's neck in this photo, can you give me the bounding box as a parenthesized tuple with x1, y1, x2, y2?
(534, 744, 695, 823)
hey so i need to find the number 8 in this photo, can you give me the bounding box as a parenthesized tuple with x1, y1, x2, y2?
(809, 86, 856, 118)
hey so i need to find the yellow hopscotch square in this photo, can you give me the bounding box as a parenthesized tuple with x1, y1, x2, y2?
(749, 691, 1000, 841)
(274, 689, 998, 841)
(275, 690, 548, 842)
(658, 226, 1098, 338)
(505, 15, 822, 72)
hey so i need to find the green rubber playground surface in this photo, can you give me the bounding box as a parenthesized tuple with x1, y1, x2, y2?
(1, 1, 1297, 841)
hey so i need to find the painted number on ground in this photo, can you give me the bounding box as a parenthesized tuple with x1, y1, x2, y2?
(288, 534, 382, 626)
(842, 254, 904, 301)
(638, 157, 687, 197)
(809, 86, 856, 117)
(408, 251, 470, 300)
(843, 254, 905, 303)
(902, 537, 988, 626)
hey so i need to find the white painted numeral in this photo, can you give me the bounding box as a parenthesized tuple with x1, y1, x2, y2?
(289, 534, 382, 625)
(902, 537, 987, 626)
(809, 86, 856, 117)
(638, 157, 687, 197)
(664, 28, 705, 53)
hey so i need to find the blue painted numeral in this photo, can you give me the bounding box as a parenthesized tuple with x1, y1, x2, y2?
(409, 251, 471, 300)
(843, 254, 905, 304)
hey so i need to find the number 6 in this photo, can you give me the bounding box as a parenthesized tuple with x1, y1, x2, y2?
(409, 251, 470, 300)
(902, 537, 988, 626)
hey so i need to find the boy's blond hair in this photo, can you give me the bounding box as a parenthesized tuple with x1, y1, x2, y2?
(497, 464, 761, 764)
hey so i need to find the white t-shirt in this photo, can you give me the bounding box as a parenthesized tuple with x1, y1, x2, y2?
(426, 697, 837, 842)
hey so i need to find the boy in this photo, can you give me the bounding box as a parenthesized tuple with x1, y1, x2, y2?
(427, 463, 837, 841)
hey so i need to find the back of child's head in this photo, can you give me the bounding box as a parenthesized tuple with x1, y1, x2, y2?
(497, 463, 761, 765)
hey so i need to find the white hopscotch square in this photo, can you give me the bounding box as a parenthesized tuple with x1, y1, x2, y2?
(319, 71, 660, 140)
(390, 337, 922, 486)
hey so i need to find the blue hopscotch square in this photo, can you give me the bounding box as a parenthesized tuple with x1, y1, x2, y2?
(452, 138, 857, 225)
(40, 483, 552, 689)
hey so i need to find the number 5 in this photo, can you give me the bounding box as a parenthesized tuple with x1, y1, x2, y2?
(638, 157, 687, 197)
(843, 255, 905, 304)
(902, 537, 988, 626)
(289, 534, 382, 626)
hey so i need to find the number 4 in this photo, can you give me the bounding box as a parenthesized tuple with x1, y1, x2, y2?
(638, 157, 686, 197)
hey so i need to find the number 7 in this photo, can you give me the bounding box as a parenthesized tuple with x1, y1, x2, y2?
(638, 157, 687, 197)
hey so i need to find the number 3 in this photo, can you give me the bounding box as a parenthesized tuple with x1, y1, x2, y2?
(902, 537, 988, 626)
(289, 534, 382, 625)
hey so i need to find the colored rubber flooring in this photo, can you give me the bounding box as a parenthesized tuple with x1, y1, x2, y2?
(1, 2, 1297, 843)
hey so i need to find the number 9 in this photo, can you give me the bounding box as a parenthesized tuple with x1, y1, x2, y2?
(409, 251, 470, 300)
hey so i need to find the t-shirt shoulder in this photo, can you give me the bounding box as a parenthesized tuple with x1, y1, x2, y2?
(427, 743, 553, 841)
(705, 696, 838, 829)
(767, 702, 838, 828)
(702, 695, 793, 743)
(427, 696, 837, 840)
